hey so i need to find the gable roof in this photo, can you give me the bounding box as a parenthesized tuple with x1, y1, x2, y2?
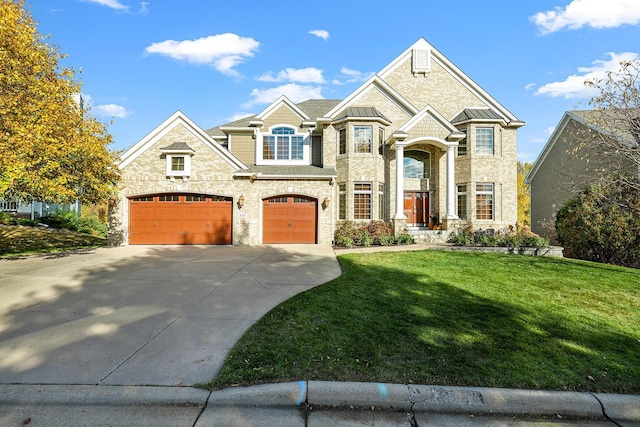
(396, 104, 465, 146)
(334, 106, 391, 125)
(527, 109, 640, 183)
(119, 110, 247, 171)
(451, 108, 506, 125)
(379, 38, 524, 127)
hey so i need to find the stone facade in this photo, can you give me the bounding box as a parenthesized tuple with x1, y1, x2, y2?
(110, 38, 523, 246)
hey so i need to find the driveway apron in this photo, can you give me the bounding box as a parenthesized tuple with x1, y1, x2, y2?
(0, 245, 341, 386)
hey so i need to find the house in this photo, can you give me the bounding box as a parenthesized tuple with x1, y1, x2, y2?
(527, 110, 639, 239)
(0, 199, 80, 219)
(109, 38, 524, 246)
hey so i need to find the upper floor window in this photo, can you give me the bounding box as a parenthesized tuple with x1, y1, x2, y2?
(457, 130, 467, 156)
(404, 151, 431, 179)
(339, 128, 346, 154)
(475, 128, 494, 155)
(258, 125, 307, 165)
(378, 128, 385, 155)
(354, 126, 372, 153)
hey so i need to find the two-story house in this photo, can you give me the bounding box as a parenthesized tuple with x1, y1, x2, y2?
(110, 38, 523, 246)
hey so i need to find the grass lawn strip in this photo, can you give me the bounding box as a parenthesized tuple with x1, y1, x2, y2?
(0, 225, 106, 256)
(210, 250, 640, 394)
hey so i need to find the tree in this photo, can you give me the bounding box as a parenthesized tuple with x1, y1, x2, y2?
(556, 176, 640, 268)
(581, 59, 640, 194)
(0, 0, 121, 205)
(517, 161, 532, 226)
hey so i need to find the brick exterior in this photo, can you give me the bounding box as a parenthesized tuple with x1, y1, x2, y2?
(110, 38, 522, 246)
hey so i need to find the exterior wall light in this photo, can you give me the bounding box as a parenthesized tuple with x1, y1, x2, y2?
(323, 197, 330, 209)
(238, 194, 245, 209)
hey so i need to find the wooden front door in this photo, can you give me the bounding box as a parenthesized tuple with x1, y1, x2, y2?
(403, 192, 429, 226)
(263, 196, 317, 244)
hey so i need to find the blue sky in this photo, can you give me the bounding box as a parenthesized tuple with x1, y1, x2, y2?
(27, 0, 640, 163)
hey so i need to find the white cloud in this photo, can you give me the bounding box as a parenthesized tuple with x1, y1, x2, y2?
(331, 67, 374, 85)
(531, 0, 640, 34)
(257, 67, 325, 84)
(226, 112, 255, 123)
(535, 52, 639, 98)
(243, 84, 324, 108)
(524, 83, 536, 91)
(309, 30, 330, 41)
(93, 104, 131, 118)
(144, 33, 260, 76)
(80, 0, 129, 10)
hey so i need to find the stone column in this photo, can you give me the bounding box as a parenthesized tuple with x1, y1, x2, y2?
(445, 144, 458, 219)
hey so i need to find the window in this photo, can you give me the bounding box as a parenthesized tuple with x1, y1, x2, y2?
(404, 151, 431, 179)
(475, 183, 494, 220)
(457, 184, 467, 219)
(261, 126, 305, 162)
(354, 183, 372, 219)
(354, 126, 372, 153)
(186, 195, 207, 202)
(378, 128, 385, 155)
(339, 128, 346, 154)
(457, 130, 467, 156)
(171, 156, 185, 171)
(158, 195, 179, 202)
(475, 128, 494, 155)
(378, 183, 385, 220)
(132, 196, 153, 202)
(338, 183, 346, 220)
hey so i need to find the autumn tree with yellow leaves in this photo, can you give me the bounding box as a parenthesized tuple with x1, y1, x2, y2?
(0, 0, 120, 205)
(517, 161, 532, 226)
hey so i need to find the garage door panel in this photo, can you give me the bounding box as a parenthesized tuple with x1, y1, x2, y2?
(129, 195, 232, 245)
(263, 196, 317, 244)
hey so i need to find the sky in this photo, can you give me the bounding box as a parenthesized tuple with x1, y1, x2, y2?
(26, 0, 640, 163)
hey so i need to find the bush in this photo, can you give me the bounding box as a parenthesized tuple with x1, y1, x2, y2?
(556, 178, 640, 268)
(0, 212, 11, 225)
(334, 220, 410, 248)
(41, 210, 80, 231)
(448, 224, 548, 248)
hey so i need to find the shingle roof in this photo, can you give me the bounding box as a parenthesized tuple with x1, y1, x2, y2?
(451, 108, 504, 123)
(296, 99, 342, 118)
(335, 106, 391, 123)
(236, 165, 337, 178)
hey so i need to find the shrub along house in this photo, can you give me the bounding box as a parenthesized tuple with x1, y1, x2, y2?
(109, 38, 523, 246)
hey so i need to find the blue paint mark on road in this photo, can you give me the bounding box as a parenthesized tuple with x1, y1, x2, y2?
(378, 383, 388, 399)
(297, 381, 306, 406)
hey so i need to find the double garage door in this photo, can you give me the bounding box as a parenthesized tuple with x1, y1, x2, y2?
(129, 194, 232, 245)
(129, 193, 317, 245)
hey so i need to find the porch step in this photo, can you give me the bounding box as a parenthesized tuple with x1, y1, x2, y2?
(406, 227, 450, 244)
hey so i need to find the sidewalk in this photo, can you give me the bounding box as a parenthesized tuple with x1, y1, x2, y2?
(1, 382, 639, 426)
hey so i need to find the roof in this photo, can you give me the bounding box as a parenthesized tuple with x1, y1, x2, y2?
(335, 106, 391, 123)
(159, 142, 194, 152)
(206, 99, 341, 139)
(235, 165, 337, 179)
(451, 108, 504, 124)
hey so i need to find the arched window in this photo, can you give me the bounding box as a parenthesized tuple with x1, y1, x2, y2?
(262, 126, 304, 161)
(404, 150, 431, 179)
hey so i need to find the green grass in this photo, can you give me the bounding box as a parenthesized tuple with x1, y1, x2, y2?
(209, 250, 640, 393)
(0, 225, 106, 257)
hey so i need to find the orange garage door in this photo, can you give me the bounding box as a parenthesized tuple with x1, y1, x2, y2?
(129, 194, 232, 245)
(263, 196, 317, 244)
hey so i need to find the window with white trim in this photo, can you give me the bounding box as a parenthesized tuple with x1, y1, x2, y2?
(354, 182, 372, 219)
(378, 183, 385, 220)
(338, 183, 346, 220)
(165, 154, 192, 177)
(475, 183, 494, 220)
(457, 184, 468, 219)
(354, 126, 372, 153)
(258, 125, 308, 164)
(475, 128, 494, 155)
(339, 128, 346, 155)
(457, 130, 467, 156)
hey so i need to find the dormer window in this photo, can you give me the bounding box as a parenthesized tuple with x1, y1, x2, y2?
(160, 142, 194, 177)
(257, 125, 309, 165)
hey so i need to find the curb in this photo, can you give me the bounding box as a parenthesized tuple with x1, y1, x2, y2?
(207, 381, 640, 423)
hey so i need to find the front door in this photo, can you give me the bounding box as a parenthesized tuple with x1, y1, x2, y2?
(403, 192, 429, 226)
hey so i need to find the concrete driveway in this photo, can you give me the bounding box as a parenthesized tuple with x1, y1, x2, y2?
(0, 245, 341, 387)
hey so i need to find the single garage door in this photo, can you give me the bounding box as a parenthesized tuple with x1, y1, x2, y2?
(129, 194, 232, 245)
(263, 195, 317, 244)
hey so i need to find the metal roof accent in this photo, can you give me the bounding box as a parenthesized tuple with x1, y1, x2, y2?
(451, 108, 504, 124)
(159, 142, 194, 152)
(335, 106, 391, 124)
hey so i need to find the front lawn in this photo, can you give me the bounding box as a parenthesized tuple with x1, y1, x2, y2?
(209, 250, 640, 393)
(0, 225, 106, 256)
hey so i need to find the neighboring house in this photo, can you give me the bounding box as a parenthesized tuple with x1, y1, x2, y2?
(110, 38, 524, 246)
(527, 110, 639, 239)
(0, 199, 80, 219)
